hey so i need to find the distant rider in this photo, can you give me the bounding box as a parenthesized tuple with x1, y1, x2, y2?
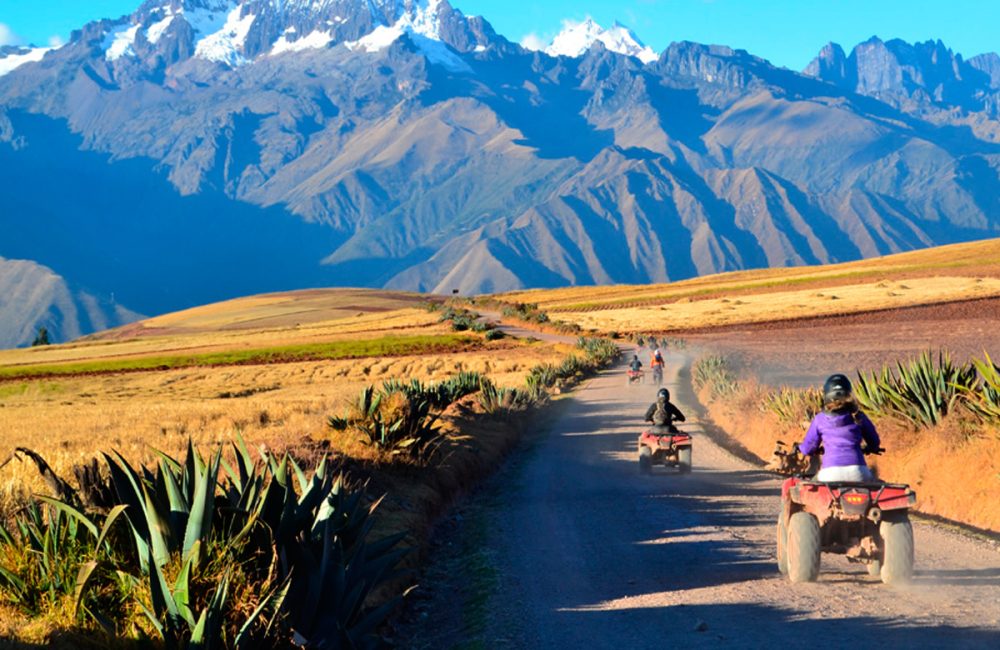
(651, 347, 664, 369)
(629, 355, 643, 373)
(644, 387, 686, 432)
(798, 374, 881, 482)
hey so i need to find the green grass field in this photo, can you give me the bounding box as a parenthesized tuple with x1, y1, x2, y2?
(0, 333, 476, 381)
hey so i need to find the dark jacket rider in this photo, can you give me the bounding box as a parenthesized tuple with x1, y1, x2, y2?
(645, 388, 686, 431)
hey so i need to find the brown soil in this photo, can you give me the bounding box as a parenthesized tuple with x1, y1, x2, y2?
(554, 266, 1000, 313)
(681, 297, 1000, 387)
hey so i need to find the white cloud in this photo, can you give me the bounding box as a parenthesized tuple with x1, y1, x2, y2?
(519, 32, 547, 51)
(48, 35, 64, 48)
(0, 23, 22, 47)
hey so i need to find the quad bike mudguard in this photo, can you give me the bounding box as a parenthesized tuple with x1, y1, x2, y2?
(782, 477, 916, 525)
(639, 429, 691, 450)
(638, 427, 692, 473)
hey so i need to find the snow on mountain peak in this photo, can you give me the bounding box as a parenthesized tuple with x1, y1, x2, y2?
(0, 46, 56, 77)
(101, 0, 255, 65)
(348, 0, 447, 49)
(346, 0, 471, 72)
(93, 0, 471, 68)
(542, 17, 657, 64)
(191, 3, 256, 65)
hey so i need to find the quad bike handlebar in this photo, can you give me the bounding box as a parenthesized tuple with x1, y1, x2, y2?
(768, 441, 887, 476)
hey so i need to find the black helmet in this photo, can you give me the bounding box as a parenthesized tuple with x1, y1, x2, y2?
(822, 374, 852, 403)
(657, 387, 669, 400)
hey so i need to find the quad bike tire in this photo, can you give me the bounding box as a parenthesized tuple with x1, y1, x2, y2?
(880, 513, 914, 585)
(787, 512, 821, 583)
(639, 446, 652, 474)
(677, 447, 692, 473)
(776, 510, 789, 575)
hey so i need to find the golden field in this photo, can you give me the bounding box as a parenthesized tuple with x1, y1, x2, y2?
(0, 289, 569, 506)
(0, 289, 443, 369)
(498, 238, 1000, 333)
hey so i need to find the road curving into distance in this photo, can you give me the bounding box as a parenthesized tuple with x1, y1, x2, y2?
(407, 326, 1000, 648)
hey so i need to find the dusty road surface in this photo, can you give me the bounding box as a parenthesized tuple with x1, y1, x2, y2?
(403, 347, 1000, 649)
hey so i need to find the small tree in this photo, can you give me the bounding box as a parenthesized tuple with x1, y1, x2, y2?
(31, 326, 50, 347)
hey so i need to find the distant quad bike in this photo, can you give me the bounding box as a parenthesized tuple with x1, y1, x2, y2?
(626, 369, 644, 385)
(774, 444, 916, 585)
(638, 426, 692, 473)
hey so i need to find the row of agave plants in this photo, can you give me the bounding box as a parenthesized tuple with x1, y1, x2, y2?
(853, 350, 1000, 429)
(328, 338, 622, 458)
(0, 438, 405, 648)
(430, 304, 505, 340)
(459, 297, 586, 336)
(632, 334, 687, 351)
(0, 338, 622, 646)
(695, 350, 1000, 432)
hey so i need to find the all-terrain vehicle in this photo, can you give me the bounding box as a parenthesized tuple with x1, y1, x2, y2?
(638, 426, 692, 473)
(772, 443, 916, 585)
(626, 369, 644, 385)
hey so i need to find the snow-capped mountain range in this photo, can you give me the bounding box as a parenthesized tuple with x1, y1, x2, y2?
(4, 0, 1000, 346)
(0, 2, 659, 79)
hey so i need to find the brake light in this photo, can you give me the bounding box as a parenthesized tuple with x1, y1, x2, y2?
(839, 488, 871, 516)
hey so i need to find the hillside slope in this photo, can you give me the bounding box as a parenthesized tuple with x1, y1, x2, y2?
(0, 257, 141, 348)
(497, 237, 1000, 332)
(3, 1, 1000, 338)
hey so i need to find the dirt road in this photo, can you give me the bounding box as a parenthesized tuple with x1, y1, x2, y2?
(404, 347, 1000, 648)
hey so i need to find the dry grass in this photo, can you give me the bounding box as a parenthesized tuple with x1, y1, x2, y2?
(556, 276, 1000, 333)
(0, 287, 584, 644)
(0, 339, 568, 506)
(0, 307, 443, 369)
(496, 238, 1000, 333)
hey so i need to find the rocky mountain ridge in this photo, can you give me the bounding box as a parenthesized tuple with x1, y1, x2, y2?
(1, 0, 1000, 344)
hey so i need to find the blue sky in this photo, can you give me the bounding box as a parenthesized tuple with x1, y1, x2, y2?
(1, 0, 997, 70)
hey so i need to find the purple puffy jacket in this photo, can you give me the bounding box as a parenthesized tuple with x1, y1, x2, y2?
(799, 410, 880, 469)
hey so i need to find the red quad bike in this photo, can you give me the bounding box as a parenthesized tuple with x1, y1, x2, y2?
(775, 445, 916, 585)
(626, 369, 644, 386)
(638, 426, 692, 473)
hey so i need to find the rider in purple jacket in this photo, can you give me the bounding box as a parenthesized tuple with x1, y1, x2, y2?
(799, 374, 881, 482)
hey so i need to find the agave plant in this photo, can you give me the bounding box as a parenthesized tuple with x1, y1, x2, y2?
(0, 501, 95, 614)
(957, 352, 1000, 424)
(477, 379, 534, 416)
(528, 364, 559, 389)
(693, 355, 738, 399)
(764, 387, 823, 425)
(1, 437, 409, 648)
(576, 337, 620, 364)
(330, 386, 444, 459)
(855, 350, 977, 428)
(437, 371, 485, 405)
